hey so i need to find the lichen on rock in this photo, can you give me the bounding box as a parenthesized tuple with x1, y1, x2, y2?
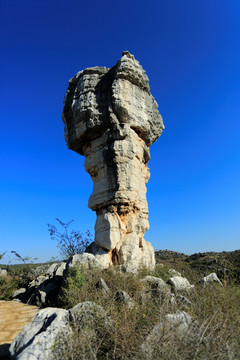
(62, 51, 164, 271)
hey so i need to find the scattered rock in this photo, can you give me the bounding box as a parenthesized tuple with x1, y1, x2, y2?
(0, 268, 7, 276)
(176, 294, 192, 307)
(168, 268, 182, 277)
(139, 276, 171, 304)
(167, 276, 195, 293)
(140, 311, 199, 359)
(69, 301, 112, 329)
(140, 275, 170, 293)
(29, 275, 49, 288)
(96, 278, 110, 293)
(115, 290, 134, 309)
(12, 262, 67, 307)
(32, 264, 50, 277)
(197, 272, 223, 287)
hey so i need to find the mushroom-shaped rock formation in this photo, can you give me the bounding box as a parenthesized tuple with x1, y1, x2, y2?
(62, 51, 164, 271)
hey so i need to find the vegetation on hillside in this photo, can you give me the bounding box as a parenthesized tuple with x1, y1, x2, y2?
(52, 263, 240, 359)
(1, 249, 240, 359)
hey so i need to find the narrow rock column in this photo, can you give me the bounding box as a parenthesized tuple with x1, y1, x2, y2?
(62, 51, 164, 271)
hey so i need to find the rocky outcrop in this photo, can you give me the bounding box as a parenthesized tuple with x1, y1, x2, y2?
(9, 307, 71, 360)
(12, 262, 67, 307)
(10, 302, 113, 360)
(62, 51, 164, 271)
(140, 311, 199, 359)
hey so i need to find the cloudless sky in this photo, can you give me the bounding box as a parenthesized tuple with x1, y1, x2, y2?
(1, 0, 240, 263)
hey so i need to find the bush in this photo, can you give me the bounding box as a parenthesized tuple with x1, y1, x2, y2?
(59, 266, 85, 308)
(47, 218, 92, 260)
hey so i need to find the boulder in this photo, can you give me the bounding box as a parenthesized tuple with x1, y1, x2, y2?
(66, 253, 102, 271)
(96, 278, 110, 293)
(13, 262, 66, 307)
(176, 294, 192, 307)
(12, 288, 26, 300)
(115, 290, 134, 309)
(167, 276, 194, 293)
(9, 308, 71, 360)
(140, 275, 170, 293)
(69, 301, 112, 329)
(140, 311, 199, 359)
(32, 264, 49, 277)
(0, 268, 7, 276)
(10, 301, 114, 360)
(197, 272, 223, 287)
(168, 268, 181, 277)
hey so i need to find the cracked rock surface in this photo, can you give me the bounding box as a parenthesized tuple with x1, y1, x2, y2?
(62, 51, 164, 271)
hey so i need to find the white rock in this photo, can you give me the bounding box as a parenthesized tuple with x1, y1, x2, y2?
(55, 262, 67, 276)
(28, 275, 48, 288)
(141, 311, 199, 359)
(69, 301, 112, 328)
(62, 51, 164, 271)
(12, 288, 26, 299)
(46, 263, 59, 277)
(0, 268, 7, 276)
(87, 242, 112, 269)
(115, 290, 134, 309)
(197, 272, 223, 287)
(176, 294, 192, 306)
(167, 276, 194, 292)
(118, 233, 155, 273)
(140, 276, 170, 293)
(66, 253, 102, 270)
(10, 308, 71, 360)
(168, 268, 181, 277)
(96, 278, 110, 293)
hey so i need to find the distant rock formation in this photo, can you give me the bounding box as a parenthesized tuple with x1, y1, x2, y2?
(62, 51, 164, 271)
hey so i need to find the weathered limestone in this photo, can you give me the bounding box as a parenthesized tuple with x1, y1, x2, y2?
(62, 51, 164, 271)
(167, 276, 195, 293)
(197, 272, 223, 287)
(140, 311, 199, 359)
(9, 307, 71, 360)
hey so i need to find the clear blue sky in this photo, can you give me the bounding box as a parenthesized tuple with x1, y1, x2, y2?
(1, 0, 240, 263)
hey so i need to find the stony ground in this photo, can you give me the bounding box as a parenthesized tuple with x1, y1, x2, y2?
(0, 300, 38, 359)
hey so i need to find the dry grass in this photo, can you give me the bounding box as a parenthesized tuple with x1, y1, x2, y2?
(52, 264, 240, 360)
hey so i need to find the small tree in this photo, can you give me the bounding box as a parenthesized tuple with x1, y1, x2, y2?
(47, 218, 92, 260)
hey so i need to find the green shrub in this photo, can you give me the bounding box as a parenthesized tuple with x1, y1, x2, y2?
(58, 266, 85, 308)
(0, 276, 22, 300)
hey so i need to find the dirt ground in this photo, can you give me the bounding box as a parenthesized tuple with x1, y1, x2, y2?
(0, 300, 38, 359)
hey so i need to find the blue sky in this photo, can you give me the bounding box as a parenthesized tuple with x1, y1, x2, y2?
(1, 0, 239, 263)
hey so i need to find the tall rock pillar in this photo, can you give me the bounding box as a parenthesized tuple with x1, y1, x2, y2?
(62, 51, 164, 271)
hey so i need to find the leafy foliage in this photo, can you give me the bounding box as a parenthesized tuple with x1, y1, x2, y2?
(47, 218, 92, 260)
